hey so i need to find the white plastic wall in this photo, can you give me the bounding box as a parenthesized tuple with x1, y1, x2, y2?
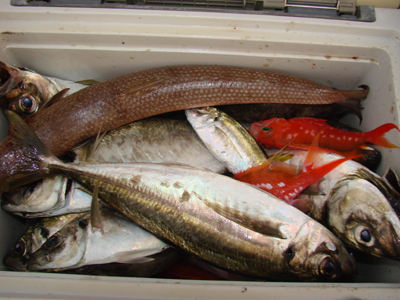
(0, 1, 399, 299)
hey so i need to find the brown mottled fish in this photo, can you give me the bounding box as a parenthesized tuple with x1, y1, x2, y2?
(0, 65, 368, 193)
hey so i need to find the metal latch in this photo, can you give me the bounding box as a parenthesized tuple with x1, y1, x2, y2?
(10, 0, 376, 22)
(264, 0, 356, 15)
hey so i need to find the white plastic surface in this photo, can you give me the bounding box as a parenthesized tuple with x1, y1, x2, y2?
(0, 1, 399, 299)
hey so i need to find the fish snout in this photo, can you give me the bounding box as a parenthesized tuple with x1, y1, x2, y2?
(249, 122, 264, 140)
(0, 61, 24, 102)
(379, 220, 400, 260)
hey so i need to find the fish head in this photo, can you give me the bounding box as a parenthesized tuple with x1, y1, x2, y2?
(326, 170, 400, 260)
(0, 61, 60, 118)
(286, 219, 357, 281)
(1, 175, 67, 216)
(185, 107, 222, 129)
(249, 118, 288, 146)
(3, 212, 84, 271)
(25, 213, 90, 271)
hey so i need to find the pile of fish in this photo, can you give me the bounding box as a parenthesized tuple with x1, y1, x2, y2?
(1, 61, 400, 282)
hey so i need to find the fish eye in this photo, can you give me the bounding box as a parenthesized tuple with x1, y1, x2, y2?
(78, 220, 88, 229)
(18, 95, 39, 114)
(40, 227, 50, 239)
(262, 126, 272, 133)
(43, 234, 61, 249)
(360, 229, 371, 243)
(355, 226, 375, 247)
(319, 257, 336, 277)
(284, 246, 295, 263)
(13, 239, 27, 257)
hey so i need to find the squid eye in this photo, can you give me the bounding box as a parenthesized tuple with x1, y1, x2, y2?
(319, 257, 336, 277)
(13, 239, 27, 257)
(44, 234, 61, 249)
(262, 126, 272, 133)
(18, 95, 39, 114)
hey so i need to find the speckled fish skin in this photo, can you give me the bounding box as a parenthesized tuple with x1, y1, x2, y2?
(185, 107, 267, 174)
(264, 148, 400, 261)
(0, 65, 365, 193)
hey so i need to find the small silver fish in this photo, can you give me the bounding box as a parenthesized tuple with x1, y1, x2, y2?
(185, 107, 267, 174)
(4, 111, 357, 281)
(4, 206, 172, 272)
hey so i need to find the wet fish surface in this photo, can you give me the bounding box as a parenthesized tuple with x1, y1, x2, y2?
(2, 118, 226, 217)
(250, 117, 400, 156)
(185, 107, 267, 174)
(4, 206, 173, 272)
(264, 147, 400, 261)
(0, 61, 87, 119)
(0, 64, 370, 192)
(2, 111, 357, 281)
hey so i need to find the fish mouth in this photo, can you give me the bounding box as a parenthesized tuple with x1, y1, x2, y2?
(0, 61, 24, 102)
(249, 122, 263, 139)
(2, 180, 43, 208)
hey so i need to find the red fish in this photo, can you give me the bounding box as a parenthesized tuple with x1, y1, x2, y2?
(234, 134, 363, 212)
(250, 117, 400, 156)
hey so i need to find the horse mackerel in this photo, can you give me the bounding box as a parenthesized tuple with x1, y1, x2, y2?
(2, 111, 357, 281)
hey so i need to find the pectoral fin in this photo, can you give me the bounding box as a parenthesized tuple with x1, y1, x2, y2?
(194, 191, 287, 239)
(90, 180, 104, 234)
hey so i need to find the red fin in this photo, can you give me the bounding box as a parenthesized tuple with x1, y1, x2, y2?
(307, 153, 365, 183)
(234, 162, 270, 179)
(302, 131, 323, 172)
(366, 123, 400, 149)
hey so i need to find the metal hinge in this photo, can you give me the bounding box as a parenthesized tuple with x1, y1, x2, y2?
(10, 0, 376, 21)
(264, 0, 356, 15)
(262, 0, 375, 21)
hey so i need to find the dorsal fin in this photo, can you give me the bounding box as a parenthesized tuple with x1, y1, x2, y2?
(41, 88, 70, 110)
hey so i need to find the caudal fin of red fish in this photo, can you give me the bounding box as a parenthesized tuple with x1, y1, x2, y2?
(366, 123, 400, 149)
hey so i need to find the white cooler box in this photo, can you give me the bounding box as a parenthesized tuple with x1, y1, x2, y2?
(0, 0, 399, 299)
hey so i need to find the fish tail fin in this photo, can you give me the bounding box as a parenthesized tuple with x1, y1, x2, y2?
(338, 85, 369, 100)
(336, 85, 369, 123)
(366, 123, 400, 149)
(5, 110, 63, 189)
